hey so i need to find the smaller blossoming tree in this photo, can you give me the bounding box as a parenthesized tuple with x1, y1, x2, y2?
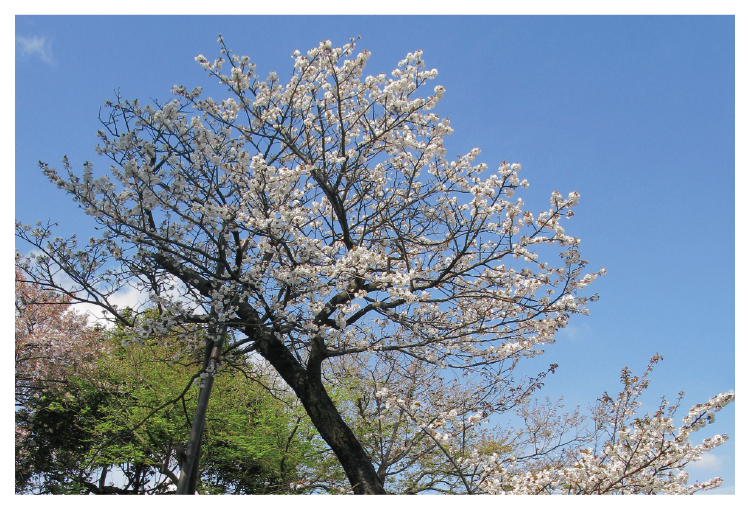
(450, 355, 734, 494)
(15, 256, 104, 406)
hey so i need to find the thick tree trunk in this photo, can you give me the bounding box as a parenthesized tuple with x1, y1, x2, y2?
(253, 330, 386, 494)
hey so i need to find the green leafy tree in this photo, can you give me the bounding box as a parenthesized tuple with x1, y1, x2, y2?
(15, 298, 316, 494)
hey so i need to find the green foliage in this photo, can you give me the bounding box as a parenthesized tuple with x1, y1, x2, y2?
(16, 384, 109, 493)
(16, 316, 316, 494)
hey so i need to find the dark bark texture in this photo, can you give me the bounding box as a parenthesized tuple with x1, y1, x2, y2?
(252, 327, 386, 494)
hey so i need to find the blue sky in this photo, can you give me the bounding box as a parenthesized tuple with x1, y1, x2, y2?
(14, 15, 736, 493)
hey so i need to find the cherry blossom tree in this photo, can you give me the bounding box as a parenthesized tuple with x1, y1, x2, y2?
(16, 256, 105, 491)
(15, 36, 652, 494)
(15, 256, 104, 406)
(461, 356, 735, 494)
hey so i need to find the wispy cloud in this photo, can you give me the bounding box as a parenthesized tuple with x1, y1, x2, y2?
(689, 452, 725, 471)
(71, 285, 149, 327)
(16, 35, 53, 64)
(688, 453, 734, 494)
(557, 322, 592, 343)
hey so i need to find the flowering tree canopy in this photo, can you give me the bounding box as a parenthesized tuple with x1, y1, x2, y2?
(17, 37, 730, 494)
(15, 257, 104, 405)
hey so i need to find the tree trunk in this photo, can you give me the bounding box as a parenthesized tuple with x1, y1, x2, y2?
(186, 442, 202, 494)
(176, 327, 226, 494)
(252, 330, 386, 494)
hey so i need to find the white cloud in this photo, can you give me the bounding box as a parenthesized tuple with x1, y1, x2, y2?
(16, 35, 53, 64)
(688, 452, 725, 472)
(19, 253, 205, 327)
(69, 273, 210, 327)
(684, 453, 734, 494)
(71, 284, 149, 327)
